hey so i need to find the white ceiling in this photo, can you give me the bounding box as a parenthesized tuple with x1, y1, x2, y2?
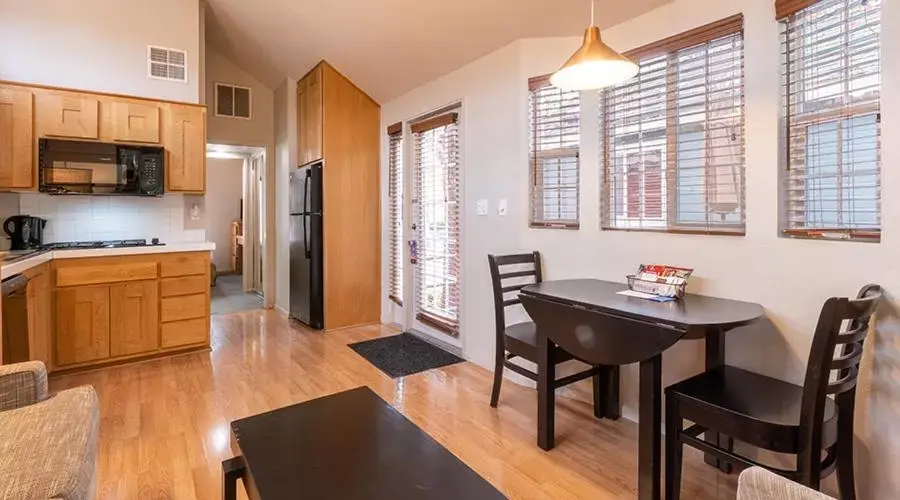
(205, 0, 669, 103)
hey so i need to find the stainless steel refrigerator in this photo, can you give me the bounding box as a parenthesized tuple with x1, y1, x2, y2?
(289, 162, 324, 329)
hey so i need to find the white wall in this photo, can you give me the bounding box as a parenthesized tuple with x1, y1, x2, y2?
(206, 48, 275, 149)
(207, 46, 277, 300)
(0, 0, 201, 103)
(19, 194, 207, 244)
(205, 157, 244, 271)
(274, 78, 298, 313)
(381, 0, 900, 497)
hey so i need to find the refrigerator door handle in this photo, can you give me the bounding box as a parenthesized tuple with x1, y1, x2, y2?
(304, 169, 311, 258)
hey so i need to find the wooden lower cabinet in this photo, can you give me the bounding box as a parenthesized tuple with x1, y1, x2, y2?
(48, 251, 211, 372)
(24, 264, 51, 366)
(110, 280, 159, 357)
(161, 318, 207, 348)
(161, 294, 206, 323)
(56, 285, 110, 366)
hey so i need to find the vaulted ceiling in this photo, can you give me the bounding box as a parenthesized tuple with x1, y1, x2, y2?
(205, 0, 669, 103)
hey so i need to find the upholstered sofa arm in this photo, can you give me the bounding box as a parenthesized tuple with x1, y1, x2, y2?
(738, 467, 836, 500)
(0, 361, 49, 412)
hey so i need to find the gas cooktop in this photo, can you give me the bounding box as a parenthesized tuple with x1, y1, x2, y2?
(42, 238, 164, 250)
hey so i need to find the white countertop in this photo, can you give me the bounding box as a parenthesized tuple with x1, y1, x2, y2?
(1, 242, 216, 279)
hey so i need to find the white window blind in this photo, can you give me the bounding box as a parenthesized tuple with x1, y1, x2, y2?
(779, 0, 881, 242)
(601, 15, 745, 235)
(529, 76, 580, 228)
(412, 111, 460, 334)
(387, 123, 403, 305)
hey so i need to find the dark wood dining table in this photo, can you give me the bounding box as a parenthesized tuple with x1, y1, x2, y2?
(519, 279, 765, 500)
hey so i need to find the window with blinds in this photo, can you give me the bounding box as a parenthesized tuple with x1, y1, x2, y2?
(778, 0, 881, 242)
(387, 123, 404, 305)
(412, 110, 460, 334)
(600, 15, 745, 235)
(529, 76, 580, 228)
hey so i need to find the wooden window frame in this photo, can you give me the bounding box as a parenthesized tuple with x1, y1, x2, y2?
(387, 122, 404, 306)
(214, 82, 252, 120)
(778, 0, 882, 242)
(600, 15, 746, 236)
(528, 75, 581, 229)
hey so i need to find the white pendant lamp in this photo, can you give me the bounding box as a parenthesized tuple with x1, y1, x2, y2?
(550, 0, 639, 91)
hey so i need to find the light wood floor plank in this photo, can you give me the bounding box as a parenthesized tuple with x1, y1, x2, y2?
(50, 309, 738, 499)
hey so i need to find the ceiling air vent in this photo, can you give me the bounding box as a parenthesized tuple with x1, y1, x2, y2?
(148, 46, 187, 83)
(215, 83, 252, 119)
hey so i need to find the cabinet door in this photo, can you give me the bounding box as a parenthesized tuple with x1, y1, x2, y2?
(163, 104, 206, 192)
(25, 266, 51, 367)
(110, 280, 159, 357)
(0, 85, 34, 189)
(35, 90, 99, 139)
(298, 66, 323, 165)
(56, 285, 110, 366)
(111, 100, 160, 143)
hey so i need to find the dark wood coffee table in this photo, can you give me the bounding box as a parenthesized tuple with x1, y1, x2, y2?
(222, 386, 506, 500)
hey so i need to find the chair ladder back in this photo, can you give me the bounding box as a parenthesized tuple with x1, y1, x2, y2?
(487, 252, 542, 338)
(798, 284, 882, 472)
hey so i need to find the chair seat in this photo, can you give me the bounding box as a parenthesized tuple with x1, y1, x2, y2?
(666, 366, 838, 454)
(504, 321, 573, 364)
(0, 387, 99, 500)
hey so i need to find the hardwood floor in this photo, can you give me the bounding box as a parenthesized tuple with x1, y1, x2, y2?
(50, 309, 738, 499)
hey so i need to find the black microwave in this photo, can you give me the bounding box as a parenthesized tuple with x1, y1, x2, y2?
(38, 138, 164, 196)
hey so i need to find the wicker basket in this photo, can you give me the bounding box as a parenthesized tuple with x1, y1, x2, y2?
(626, 275, 687, 299)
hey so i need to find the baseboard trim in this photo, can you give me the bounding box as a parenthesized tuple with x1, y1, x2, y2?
(406, 329, 464, 358)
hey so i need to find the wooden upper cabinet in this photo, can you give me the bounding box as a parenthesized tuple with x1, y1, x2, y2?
(110, 280, 159, 357)
(162, 103, 206, 193)
(56, 284, 110, 366)
(0, 85, 35, 189)
(298, 65, 323, 165)
(109, 100, 160, 143)
(35, 90, 99, 139)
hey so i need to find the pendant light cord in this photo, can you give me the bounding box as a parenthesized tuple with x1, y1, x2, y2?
(591, 0, 595, 27)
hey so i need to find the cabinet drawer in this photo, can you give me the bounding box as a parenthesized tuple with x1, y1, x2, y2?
(56, 262, 158, 287)
(161, 293, 207, 322)
(161, 275, 208, 297)
(159, 252, 208, 278)
(161, 318, 207, 348)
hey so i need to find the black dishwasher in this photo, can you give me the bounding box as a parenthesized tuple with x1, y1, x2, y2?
(1, 274, 30, 364)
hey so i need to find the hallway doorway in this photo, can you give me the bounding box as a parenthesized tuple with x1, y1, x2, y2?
(206, 143, 270, 314)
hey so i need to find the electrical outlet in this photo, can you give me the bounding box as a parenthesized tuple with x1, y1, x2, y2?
(498, 199, 508, 216)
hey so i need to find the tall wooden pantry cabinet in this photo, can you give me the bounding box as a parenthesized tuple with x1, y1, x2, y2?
(296, 61, 381, 330)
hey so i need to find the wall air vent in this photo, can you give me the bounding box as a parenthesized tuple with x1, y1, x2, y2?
(148, 46, 188, 83)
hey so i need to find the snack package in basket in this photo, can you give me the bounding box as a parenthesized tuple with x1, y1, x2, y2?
(631, 264, 694, 297)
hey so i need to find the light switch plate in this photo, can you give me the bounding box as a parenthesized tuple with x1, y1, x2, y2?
(498, 199, 508, 216)
(476, 199, 488, 216)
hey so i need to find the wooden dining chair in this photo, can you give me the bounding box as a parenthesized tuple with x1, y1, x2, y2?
(487, 252, 619, 418)
(664, 284, 882, 500)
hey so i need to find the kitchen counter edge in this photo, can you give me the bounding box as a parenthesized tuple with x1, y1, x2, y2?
(1, 242, 217, 279)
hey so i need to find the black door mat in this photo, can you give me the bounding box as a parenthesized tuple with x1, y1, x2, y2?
(348, 332, 464, 379)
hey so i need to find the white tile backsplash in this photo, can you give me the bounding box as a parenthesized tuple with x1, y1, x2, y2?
(18, 194, 206, 244)
(0, 193, 21, 250)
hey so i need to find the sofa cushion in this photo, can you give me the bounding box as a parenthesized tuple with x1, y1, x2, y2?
(0, 386, 99, 500)
(738, 467, 836, 500)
